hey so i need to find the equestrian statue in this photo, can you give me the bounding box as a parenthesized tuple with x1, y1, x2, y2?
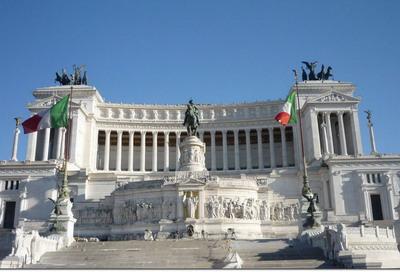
(183, 99, 200, 136)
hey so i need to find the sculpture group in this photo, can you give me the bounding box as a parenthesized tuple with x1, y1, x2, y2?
(301, 61, 333, 81)
(55, 65, 88, 86)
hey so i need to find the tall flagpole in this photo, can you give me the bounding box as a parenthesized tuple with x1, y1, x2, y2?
(293, 69, 319, 228)
(292, 70, 310, 191)
(60, 85, 74, 199)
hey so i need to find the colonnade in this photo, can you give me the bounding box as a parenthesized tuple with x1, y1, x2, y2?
(96, 127, 296, 172)
(317, 111, 360, 157)
(25, 128, 67, 161)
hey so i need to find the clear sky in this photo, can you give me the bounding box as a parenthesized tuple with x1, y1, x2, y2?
(0, 0, 399, 160)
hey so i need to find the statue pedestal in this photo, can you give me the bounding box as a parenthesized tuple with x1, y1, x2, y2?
(178, 136, 206, 172)
(300, 198, 322, 230)
(48, 198, 76, 246)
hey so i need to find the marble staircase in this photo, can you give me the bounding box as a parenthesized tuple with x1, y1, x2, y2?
(25, 238, 337, 269)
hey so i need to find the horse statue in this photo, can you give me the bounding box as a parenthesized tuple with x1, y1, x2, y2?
(55, 68, 71, 85)
(183, 99, 200, 136)
(302, 61, 318, 80)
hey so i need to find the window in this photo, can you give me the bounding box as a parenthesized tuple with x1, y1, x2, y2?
(366, 173, 382, 184)
(3, 180, 20, 191)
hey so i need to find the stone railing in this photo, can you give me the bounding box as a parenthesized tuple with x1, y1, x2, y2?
(0, 228, 64, 268)
(304, 224, 400, 268)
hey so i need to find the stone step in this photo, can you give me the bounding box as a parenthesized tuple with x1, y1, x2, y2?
(26, 238, 334, 269)
(26, 240, 229, 269)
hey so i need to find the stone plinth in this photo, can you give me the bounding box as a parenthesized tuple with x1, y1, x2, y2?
(49, 199, 76, 246)
(179, 136, 206, 172)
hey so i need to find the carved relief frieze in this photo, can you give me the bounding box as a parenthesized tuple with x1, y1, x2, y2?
(204, 196, 300, 222)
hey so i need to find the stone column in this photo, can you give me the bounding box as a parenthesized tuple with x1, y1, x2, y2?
(53, 128, 62, 159)
(280, 126, 288, 167)
(116, 131, 123, 171)
(325, 112, 334, 154)
(25, 131, 37, 161)
(175, 132, 181, 170)
(59, 128, 66, 160)
(104, 130, 111, 171)
(42, 128, 51, 161)
(210, 130, 216, 171)
(128, 131, 134, 172)
(310, 109, 322, 159)
(257, 128, 263, 169)
(164, 132, 170, 171)
(367, 117, 377, 154)
(338, 111, 348, 155)
(222, 130, 228, 171)
(269, 127, 276, 168)
(233, 129, 240, 170)
(11, 126, 20, 161)
(152, 131, 158, 172)
(292, 125, 300, 168)
(245, 129, 252, 170)
(320, 122, 329, 156)
(350, 110, 363, 155)
(140, 131, 146, 172)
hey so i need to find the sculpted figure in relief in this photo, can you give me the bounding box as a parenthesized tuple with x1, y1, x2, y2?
(336, 223, 348, 251)
(183, 192, 199, 219)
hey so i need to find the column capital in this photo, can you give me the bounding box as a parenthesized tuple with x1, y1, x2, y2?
(244, 128, 251, 133)
(117, 130, 123, 136)
(221, 129, 227, 135)
(210, 130, 216, 135)
(129, 130, 135, 136)
(256, 127, 262, 133)
(279, 126, 285, 133)
(176, 131, 181, 137)
(164, 131, 170, 136)
(141, 130, 147, 136)
(337, 111, 344, 117)
(152, 131, 158, 136)
(105, 129, 111, 135)
(268, 127, 274, 132)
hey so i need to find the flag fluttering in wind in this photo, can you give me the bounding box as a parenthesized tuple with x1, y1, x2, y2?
(274, 91, 297, 126)
(22, 95, 69, 134)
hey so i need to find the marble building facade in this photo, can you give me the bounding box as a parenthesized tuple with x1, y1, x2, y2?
(1, 81, 400, 241)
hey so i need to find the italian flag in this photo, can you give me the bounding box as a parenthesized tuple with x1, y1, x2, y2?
(274, 91, 297, 126)
(22, 95, 69, 134)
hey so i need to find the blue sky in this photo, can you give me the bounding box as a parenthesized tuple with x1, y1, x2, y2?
(0, 0, 399, 160)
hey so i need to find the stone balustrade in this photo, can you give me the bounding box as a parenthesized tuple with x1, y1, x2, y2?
(0, 228, 64, 268)
(303, 224, 400, 268)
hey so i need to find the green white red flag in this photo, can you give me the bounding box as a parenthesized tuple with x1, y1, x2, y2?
(22, 95, 69, 134)
(274, 91, 297, 126)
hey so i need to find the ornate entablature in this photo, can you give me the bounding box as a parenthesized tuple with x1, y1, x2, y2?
(95, 101, 283, 124)
(0, 161, 59, 177)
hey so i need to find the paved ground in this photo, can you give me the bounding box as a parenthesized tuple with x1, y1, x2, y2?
(26, 238, 337, 269)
